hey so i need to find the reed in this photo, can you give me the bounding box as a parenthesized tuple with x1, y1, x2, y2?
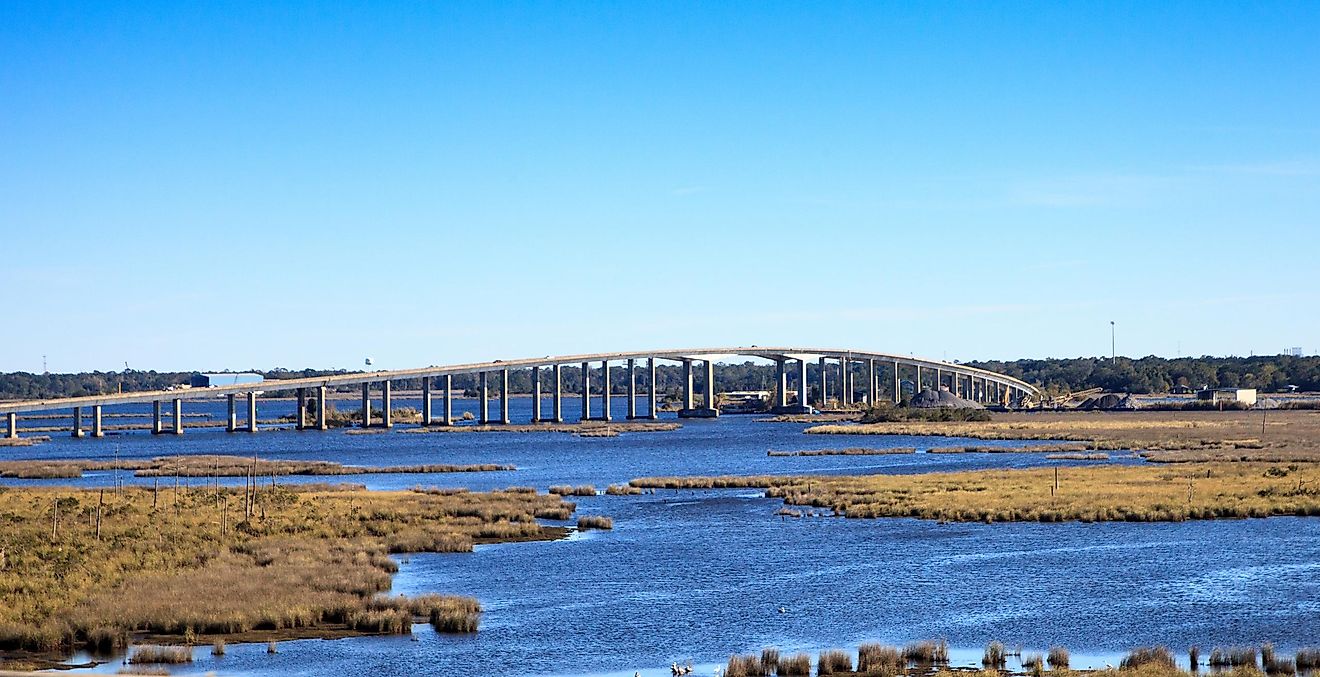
(548, 484, 598, 496)
(777, 653, 811, 676)
(211, 639, 225, 656)
(984, 641, 1007, 668)
(0, 455, 513, 480)
(858, 642, 904, 673)
(725, 654, 763, 677)
(904, 639, 949, 663)
(1048, 646, 1070, 670)
(761, 647, 780, 672)
(128, 646, 192, 664)
(1210, 647, 1258, 667)
(768, 447, 916, 457)
(1023, 653, 1044, 674)
(576, 516, 613, 530)
(1295, 648, 1320, 670)
(1189, 646, 1199, 669)
(816, 648, 853, 675)
(605, 484, 642, 495)
(1123, 647, 1176, 670)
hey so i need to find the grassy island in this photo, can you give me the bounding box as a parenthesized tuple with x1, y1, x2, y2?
(0, 483, 573, 661)
(631, 462, 1320, 522)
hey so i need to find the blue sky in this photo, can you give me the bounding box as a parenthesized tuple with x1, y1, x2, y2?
(2, 1, 1317, 373)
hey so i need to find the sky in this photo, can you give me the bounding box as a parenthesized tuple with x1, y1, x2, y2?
(2, 1, 1318, 373)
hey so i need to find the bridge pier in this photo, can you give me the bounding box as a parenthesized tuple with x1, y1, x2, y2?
(893, 361, 900, 403)
(382, 381, 393, 428)
(71, 407, 83, 438)
(171, 399, 183, 435)
(246, 392, 258, 432)
(580, 362, 591, 421)
(499, 369, 510, 424)
(840, 357, 850, 405)
(422, 378, 433, 425)
(4, 412, 14, 439)
(92, 405, 103, 438)
(361, 383, 372, 428)
(680, 359, 719, 418)
(682, 359, 694, 411)
(227, 394, 237, 432)
(647, 357, 658, 419)
(626, 359, 637, 419)
(601, 361, 612, 422)
(531, 367, 542, 423)
(868, 359, 876, 406)
(317, 386, 328, 430)
(552, 365, 563, 423)
(151, 401, 163, 434)
(479, 373, 490, 424)
(296, 388, 307, 430)
(775, 359, 788, 408)
(443, 375, 453, 425)
(817, 356, 828, 408)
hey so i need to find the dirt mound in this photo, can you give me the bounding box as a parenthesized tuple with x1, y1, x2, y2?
(1079, 393, 1134, 410)
(910, 387, 985, 409)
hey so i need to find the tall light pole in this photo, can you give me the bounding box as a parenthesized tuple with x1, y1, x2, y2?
(1110, 321, 1116, 360)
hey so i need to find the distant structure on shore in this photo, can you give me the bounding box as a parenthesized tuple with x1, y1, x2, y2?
(1197, 388, 1257, 407)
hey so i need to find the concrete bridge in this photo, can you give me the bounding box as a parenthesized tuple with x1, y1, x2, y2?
(0, 347, 1038, 439)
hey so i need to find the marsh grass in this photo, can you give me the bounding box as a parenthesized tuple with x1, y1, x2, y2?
(1123, 647, 1176, 670)
(904, 639, 949, 663)
(859, 643, 904, 673)
(768, 447, 916, 457)
(128, 646, 192, 664)
(761, 647, 780, 672)
(725, 654, 763, 677)
(0, 455, 513, 480)
(984, 642, 1007, 668)
(1295, 649, 1320, 670)
(777, 653, 811, 676)
(576, 516, 613, 530)
(0, 485, 571, 654)
(1049, 646, 1070, 670)
(1211, 648, 1259, 668)
(605, 484, 641, 495)
(629, 462, 1320, 522)
(549, 485, 597, 497)
(816, 648, 852, 674)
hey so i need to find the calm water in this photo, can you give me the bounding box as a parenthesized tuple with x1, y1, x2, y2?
(8, 403, 1318, 676)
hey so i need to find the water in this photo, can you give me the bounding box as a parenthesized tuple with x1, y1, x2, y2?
(9, 405, 1317, 676)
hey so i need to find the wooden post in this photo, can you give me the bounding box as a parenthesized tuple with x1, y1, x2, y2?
(96, 489, 104, 540)
(52, 498, 59, 538)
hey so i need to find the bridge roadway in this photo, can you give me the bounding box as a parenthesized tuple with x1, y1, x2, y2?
(1, 347, 1038, 439)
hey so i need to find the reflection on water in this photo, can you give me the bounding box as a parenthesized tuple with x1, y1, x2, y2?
(10, 406, 1316, 676)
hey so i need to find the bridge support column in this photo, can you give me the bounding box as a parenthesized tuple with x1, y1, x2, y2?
(648, 357, 658, 419)
(246, 392, 258, 432)
(818, 356, 828, 407)
(382, 381, 393, 428)
(776, 359, 788, 408)
(840, 357, 849, 405)
(626, 359, 637, 419)
(893, 361, 900, 403)
(479, 372, 490, 424)
(580, 362, 591, 421)
(227, 394, 237, 432)
(916, 366, 922, 392)
(361, 383, 372, 428)
(5, 412, 14, 439)
(601, 361, 611, 422)
(316, 386, 328, 430)
(682, 359, 694, 410)
(92, 405, 103, 438)
(71, 407, 83, 438)
(499, 369, 510, 424)
(171, 399, 183, 435)
(705, 359, 717, 412)
(422, 378, 433, 425)
(868, 359, 876, 406)
(552, 365, 563, 423)
(798, 359, 808, 410)
(443, 375, 453, 425)
(152, 401, 163, 434)
(531, 367, 542, 423)
(296, 388, 307, 430)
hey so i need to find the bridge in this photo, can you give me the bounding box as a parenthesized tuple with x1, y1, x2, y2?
(0, 347, 1038, 439)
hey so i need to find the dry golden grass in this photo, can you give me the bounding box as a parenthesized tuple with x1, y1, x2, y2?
(576, 516, 613, 530)
(630, 462, 1320, 522)
(0, 455, 512, 480)
(806, 410, 1320, 461)
(404, 421, 680, 434)
(0, 483, 572, 656)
